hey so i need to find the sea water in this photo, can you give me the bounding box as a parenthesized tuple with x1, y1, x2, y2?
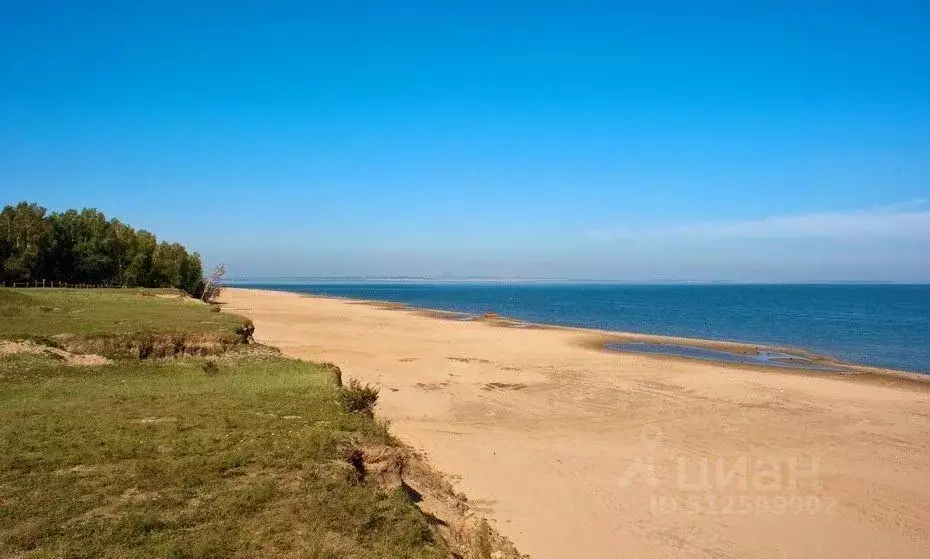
(239, 282, 930, 374)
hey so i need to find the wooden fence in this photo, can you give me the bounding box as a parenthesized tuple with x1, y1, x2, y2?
(2, 281, 127, 289)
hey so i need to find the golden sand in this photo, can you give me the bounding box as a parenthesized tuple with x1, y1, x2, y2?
(221, 287, 930, 559)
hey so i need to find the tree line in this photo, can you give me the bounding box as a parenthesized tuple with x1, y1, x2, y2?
(1, 201, 205, 296)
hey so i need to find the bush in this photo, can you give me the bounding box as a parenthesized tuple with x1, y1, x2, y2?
(340, 379, 379, 416)
(234, 320, 255, 343)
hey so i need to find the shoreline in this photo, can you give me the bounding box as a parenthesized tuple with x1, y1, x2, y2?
(281, 288, 930, 384)
(220, 287, 930, 558)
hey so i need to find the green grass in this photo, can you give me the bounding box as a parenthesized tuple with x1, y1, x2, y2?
(0, 289, 449, 558)
(0, 288, 246, 340)
(0, 288, 253, 358)
(0, 354, 446, 558)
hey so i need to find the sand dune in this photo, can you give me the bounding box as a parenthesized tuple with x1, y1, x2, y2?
(220, 287, 930, 558)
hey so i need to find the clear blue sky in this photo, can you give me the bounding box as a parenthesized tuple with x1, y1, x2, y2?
(2, 1, 929, 281)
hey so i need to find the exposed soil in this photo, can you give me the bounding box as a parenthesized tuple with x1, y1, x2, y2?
(0, 340, 111, 365)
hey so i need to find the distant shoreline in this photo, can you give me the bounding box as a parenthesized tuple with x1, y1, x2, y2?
(246, 285, 929, 383)
(226, 278, 930, 285)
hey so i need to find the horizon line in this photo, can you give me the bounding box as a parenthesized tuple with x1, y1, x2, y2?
(223, 277, 929, 286)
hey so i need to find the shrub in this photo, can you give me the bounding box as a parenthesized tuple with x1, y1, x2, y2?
(234, 320, 255, 343)
(340, 379, 379, 416)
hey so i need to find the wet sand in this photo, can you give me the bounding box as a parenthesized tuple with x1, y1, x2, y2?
(220, 287, 930, 558)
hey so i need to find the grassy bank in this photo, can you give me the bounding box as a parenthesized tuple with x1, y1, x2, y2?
(0, 289, 252, 358)
(0, 289, 244, 338)
(0, 289, 450, 558)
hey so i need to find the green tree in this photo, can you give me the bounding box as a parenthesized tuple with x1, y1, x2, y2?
(1, 201, 207, 295)
(109, 219, 137, 285)
(0, 202, 52, 283)
(124, 230, 157, 287)
(72, 209, 116, 284)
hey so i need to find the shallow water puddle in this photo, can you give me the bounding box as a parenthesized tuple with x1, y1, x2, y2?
(606, 342, 841, 371)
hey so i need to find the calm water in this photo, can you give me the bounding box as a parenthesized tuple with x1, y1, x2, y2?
(606, 343, 841, 371)
(240, 282, 930, 374)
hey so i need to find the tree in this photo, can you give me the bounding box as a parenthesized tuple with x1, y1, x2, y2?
(109, 219, 136, 285)
(124, 230, 157, 287)
(0, 202, 51, 283)
(181, 252, 204, 296)
(72, 209, 116, 284)
(201, 263, 226, 301)
(0, 201, 208, 295)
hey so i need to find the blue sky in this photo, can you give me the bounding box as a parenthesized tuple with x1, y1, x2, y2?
(2, 1, 929, 281)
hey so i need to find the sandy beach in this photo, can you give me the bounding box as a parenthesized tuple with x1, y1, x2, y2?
(220, 287, 930, 558)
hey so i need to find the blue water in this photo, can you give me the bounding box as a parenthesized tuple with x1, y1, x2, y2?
(239, 282, 930, 374)
(606, 343, 841, 371)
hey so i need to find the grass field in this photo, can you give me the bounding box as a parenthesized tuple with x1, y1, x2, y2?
(0, 289, 253, 358)
(0, 288, 246, 339)
(0, 289, 449, 559)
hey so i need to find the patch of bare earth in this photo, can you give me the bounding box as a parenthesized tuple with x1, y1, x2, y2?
(0, 340, 110, 366)
(154, 293, 204, 304)
(347, 443, 527, 559)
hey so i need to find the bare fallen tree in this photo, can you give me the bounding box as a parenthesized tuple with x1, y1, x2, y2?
(201, 264, 226, 302)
